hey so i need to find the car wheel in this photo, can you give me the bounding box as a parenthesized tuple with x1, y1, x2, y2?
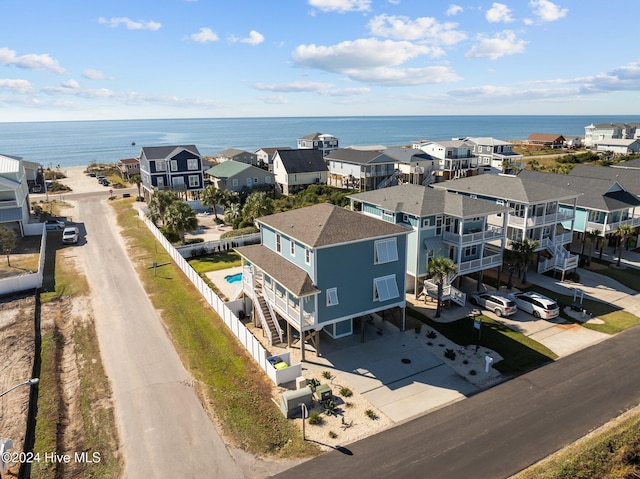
(533, 310, 541, 318)
(470, 298, 478, 306)
(494, 308, 503, 317)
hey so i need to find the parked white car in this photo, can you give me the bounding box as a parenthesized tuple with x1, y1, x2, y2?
(513, 292, 560, 319)
(470, 292, 517, 317)
(62, 226, 79, 244)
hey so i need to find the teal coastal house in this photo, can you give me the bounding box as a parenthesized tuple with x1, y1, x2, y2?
(433, 174, 581, 276)
(349, 184, 510, 304)
(518, 169, 640, 250)
(235, 203, 409, 360)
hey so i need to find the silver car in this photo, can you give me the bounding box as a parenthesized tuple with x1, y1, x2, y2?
(470, 292, 518, 317)
(513, 292, 560, 319)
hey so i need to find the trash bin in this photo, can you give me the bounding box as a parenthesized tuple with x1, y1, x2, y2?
(315, 384, 332, 402)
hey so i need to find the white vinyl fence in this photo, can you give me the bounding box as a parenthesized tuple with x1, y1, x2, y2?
(0, 226, 46, 296)
(138, 210, 301, 385)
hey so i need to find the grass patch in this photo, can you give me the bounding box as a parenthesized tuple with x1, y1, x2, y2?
(520, 283, 640, 335)
(112, 199, 318, 458)
(587, 258, 640, 292)
(188, 251, 242, 274)
(31, 331, 58, 479)
(408, 308, 556, 375)
(513, 409, 640, 479)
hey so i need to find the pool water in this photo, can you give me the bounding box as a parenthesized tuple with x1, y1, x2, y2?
(225, 273, 242, 284)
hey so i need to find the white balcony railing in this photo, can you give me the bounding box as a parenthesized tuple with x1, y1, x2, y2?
(457, 252, 503, 274)
(585, 216, 640, 235)
(443, 225, 503, 245)
(508, 211, 574, 228)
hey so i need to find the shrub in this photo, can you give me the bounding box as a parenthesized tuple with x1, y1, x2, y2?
(339, 386, 353, 398)
(469, 370, 477, 376)
(565, 271, 580, 283)
(365, 409, 378, 420)
(308, 378, 320, 392)
(221, 226, 259, 239)
(323, 400, 339, 416)
(426, 330, 437, 339)
(308, 410, 323, 425)
(328, 431, 337, 439)
(322, 370, 332, 380)
(444, 349, 457, 360)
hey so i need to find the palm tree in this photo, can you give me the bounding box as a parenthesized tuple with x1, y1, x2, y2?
(511, 238, 539, 284)
(165, 201, 198, 245)
(427, 256, 457, 318)
(146, 190, 179, 226)
(130, 174, 142, 199)
(224, 203, 242, 225)
(201, 184, 220, 219)
(502, 248, 518, 290)
(242, 191, 275, 224)
(585, 229, 600, 267)
(614, 224, 634, 267)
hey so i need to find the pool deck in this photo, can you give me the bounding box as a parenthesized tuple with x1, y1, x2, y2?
(204, 266, 243, 300)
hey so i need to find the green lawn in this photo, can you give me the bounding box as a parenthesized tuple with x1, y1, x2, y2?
(408, 308, 557, 375)
(188, 251, 241, 273)
(520, 283, 640, 335)
(586, 258, 640, 292)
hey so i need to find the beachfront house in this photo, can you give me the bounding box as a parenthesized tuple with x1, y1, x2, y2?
(412, 139, 480, 181)
(325, 148, 396, 190)
(0, 154, 33, 237)
(464, 137, 525, 174)
(272, 149, 328, 195)
(216, 148, 258, 166)
(139, 145, 205, 201)
(297, 132, 339, 156)
(205, 160, 275, 195)
(584, 123, 639, 149)
(116, 157, 140, 180)
(518, 169, 640, 253)
(349, 184, 510, 302)
(255, 147, 291, 171)
(595, 139, 640, 156)
(433, 174, 581, 277)
(235, 203, 409, 360)
(382, 147, 438, 186)
(524, 134, 565, 149)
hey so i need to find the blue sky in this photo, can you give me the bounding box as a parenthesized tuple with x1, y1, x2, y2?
(2, 0, 639, 121)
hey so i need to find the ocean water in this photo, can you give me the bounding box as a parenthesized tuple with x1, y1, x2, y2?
(0, 115, 636, 169)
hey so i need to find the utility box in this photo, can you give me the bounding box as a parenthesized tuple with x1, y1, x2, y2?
(280, 387, 313, 419)
(315, 384, 332, 402)
(295, 376, 307, 390)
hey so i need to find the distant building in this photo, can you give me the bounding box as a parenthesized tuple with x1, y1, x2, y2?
(0, 154, 33, 236)
(255, 147, 291, 171)
(117, 157, 140, 179)
(272, 149, 328, 195)
(205, 160, 275, 195)
(297, 133, 339, 156)
(464, 137, 524, 174)
(216, 148, 258, 166)
(325, 148, 396, 190)
(413, 139, 480, 181)
(584, 122, 640, 148)
(524, 133, 565, 149)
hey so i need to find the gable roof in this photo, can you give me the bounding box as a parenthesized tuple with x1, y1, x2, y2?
(298, 132, 334, 141)
(382, 147, 435, 163)
(218, 148, 255, 158)
(325, 148, 394, 165)
(257, 203, 408, 248)
(526, 133, 565, 142)
(595, 139, 640, 146)
(568, 164, 640, 197)
(433, 174, 580, 204)
(255, 147, 291, 155)
(275, 149, 328, 174)
(119, 157, 139, 165)
(349, 183, 510, 218)
(141, 145, 200, 159)
(205, 160, 253, 178)
(612, 158, 640, 169)
(518, 170, 640, 211)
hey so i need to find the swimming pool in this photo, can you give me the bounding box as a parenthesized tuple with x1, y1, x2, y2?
(224, 273, 242, 284)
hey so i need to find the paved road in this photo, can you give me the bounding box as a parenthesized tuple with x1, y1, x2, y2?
(75, 193, 244, 479)
(275, 325, 640, 479)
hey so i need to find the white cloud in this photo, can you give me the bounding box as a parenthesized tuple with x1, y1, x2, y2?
(529, 0, 568, 22)
(446, 4, 463, 16)
(252, 81, 369, 96)
(97, 17, 161, 31)
(465, 30, 526, 59)
(486, 3, 514, 23)
(347, 65, 461, 86)
(191, 28, 219, 43)
(0, 78, 33, 94)
(260, 95, 288, 104)
(293, 38, 436, 73)
(61, 79, 80, 89)
(0, 47, 65, 73)
(368, 14, 466, 46)
(83, 69, 105, 80)
(240, 31, 265, 45)
(308, 0, 371, 13)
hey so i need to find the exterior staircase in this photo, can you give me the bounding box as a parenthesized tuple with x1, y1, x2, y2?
(537, 240, 579, 274)
(423, 270, 466, 307)
(377, 169, 402, 189)
(252, 274, 284, 345)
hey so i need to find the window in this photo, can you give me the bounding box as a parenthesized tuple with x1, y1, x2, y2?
(187, 159, 198, 170)
(276, 234, 281, 253)
(265, 176, 271, 184)
(188, 175, 199, 187)
(156, 160, 166, 172)
(305, 249, 311, 265)
(373, 275, 399, 302)
(402, 214, 409, 223)
(156, 176, 164, 188)
(232, 179, 239, 187)
(246, 178, 252, 187)
(463, 245, 477, 257)
(374, 237, 398, 264)
(170, 160, 178, 172)
(422, 218, 431, 228)
(326, 288, 339, 306)
(254, 177, 259, 183)
(290, 240, 295, 256)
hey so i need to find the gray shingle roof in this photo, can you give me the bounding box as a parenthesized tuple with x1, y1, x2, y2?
(257, 203, 409, 248)
(518, 170, 640, 211)
(433, 174, 580, 204)
(381, 147, 435, 164)
(325, 148, 394, 165)
(275, 149, 328, 174)
(234, 244, 318, 297)
(349, 184, 510, 218)
(568, 164, 640, 197)
(140, 145, 200, 159)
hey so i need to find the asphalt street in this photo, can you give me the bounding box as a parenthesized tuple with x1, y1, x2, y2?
(275, 324, 640, 479)
(74, 191, 245, 479)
